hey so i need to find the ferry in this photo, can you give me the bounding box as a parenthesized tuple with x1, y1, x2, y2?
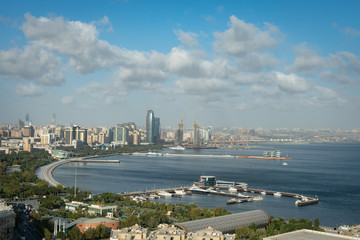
(169, 145, 185, 151)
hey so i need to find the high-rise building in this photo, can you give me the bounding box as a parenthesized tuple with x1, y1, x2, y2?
(0, 201, 16, 240)
(146, 110, 161, 144)
(193, 123, 200, 146)
(65, 126, 87, 145)
(22, 125, 34, 137)
(113, 124, 129, 144)
(18, 119, 25, 130)
(175, 121, 184, 145)
(154, 117, 161, 144)
(146, 110, 155, 144)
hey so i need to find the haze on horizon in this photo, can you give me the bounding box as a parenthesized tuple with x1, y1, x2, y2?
(0, 0, 359, 130)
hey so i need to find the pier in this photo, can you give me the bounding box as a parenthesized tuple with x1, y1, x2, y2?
(118, 184, 318, 207)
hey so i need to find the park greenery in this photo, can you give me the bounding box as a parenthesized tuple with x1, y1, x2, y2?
(0, 147, 324, 240)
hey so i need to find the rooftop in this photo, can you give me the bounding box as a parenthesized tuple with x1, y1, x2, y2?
(263, 229, 360, 240)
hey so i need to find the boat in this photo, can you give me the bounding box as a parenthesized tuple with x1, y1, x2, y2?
(295, 195, 319, 206)
(260, 191, 267, 195)
(157, 191, 172, 198)
(226, 197, 253, 204)
(282, 162, 288, 166)
(226, 198, 239, 204)
(169, 145, 185, 150)
(273, 192, 282, 197)
(174, 189, 186, 195)
(237, 193, 250, 198)
(228, 187, 238, 192)
(146, 152, 161, 157)
(252, 196, 263, 201)
(189, 185, 209, 194)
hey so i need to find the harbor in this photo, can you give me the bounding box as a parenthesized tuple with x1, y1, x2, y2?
(49, 143, 360, 227)
(119, 176, 319, 207)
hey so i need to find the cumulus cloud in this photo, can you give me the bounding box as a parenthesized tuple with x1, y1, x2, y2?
(214, 15, 277, 56)
(274, 71, 309, 93)
(16, 83, 44, 97)
(21, 13, 129, 74)
(0, 45, 64, 85)
(174, 29, 199, 47)
(286, 43, 326, 73)
(309, 86, 346, 107)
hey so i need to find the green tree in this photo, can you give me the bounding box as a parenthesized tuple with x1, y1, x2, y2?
(68, 227, 84, 240)
(44, 228, 52, 240)
(235, 226, 252, 240)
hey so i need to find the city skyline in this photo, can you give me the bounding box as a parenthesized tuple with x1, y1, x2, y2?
(0, 1, 360, 130)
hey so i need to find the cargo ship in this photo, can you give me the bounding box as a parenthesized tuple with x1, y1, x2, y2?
(236, 150, 292, 160)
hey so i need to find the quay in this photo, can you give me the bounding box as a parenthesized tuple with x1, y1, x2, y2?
(118, 183, 318, 207)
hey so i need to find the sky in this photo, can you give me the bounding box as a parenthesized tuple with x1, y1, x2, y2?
(0, 0, 359, 130)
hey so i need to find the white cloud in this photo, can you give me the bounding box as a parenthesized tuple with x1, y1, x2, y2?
(286, 43, 326, 73)
(61, 96, 75, 105)
(16, 83, 44, 97)
(274, 71, 309, 93)
(214, 15, 277, 56)
(21, 13, 130, 74)
(0, 45, 64, 85)
(174, 29, 199, 47)
(333, 23, 360, 38)
(235, 53, 280, 72)
(314, 86, 338, 100)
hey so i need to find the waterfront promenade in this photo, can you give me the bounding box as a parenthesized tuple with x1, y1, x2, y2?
(37, 157, 120, 187)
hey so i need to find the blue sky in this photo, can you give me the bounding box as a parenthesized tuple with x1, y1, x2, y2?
(0, 0, 359, 129)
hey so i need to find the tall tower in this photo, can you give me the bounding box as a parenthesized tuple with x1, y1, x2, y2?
(154, 117, 161, 144)
(25, 113, 30, 126)
(51, 113, 56, 126)
(176, 121, 184, 145)
(193, 123, 200, 147)
(146, 110, 155, 144)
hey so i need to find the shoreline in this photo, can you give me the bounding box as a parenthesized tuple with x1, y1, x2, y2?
(36, 153, 127, 187)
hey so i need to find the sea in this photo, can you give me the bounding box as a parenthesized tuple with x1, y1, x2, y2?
(52, 142, 360, 227)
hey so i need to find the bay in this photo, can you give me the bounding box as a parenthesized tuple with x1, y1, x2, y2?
(53, 143, 360, 227)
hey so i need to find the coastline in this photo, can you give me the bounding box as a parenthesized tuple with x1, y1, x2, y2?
(36, 153, 127, 187)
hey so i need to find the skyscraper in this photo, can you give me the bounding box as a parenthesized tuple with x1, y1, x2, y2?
(146, 110, 161, 144)
(154, 117, 161, 144)
(146, 110, 154, 144)
(193, 123, 200, 146)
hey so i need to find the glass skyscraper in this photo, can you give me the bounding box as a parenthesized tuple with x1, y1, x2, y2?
(146, 110, 160, 144)
(146, 110, 154, 144)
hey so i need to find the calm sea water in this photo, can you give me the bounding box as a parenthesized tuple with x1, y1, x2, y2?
(53, 143, 360, 227)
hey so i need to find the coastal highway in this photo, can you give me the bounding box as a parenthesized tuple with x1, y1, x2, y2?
(37, 157, 120, 187)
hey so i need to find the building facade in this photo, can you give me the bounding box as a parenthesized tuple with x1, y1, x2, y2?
(0, 201, 16, 240)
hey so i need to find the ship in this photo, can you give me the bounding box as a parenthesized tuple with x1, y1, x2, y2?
(189, 185, 209, 194)
(169, 145, 185, 150)
(236, 150, 292, 160)
(295, 195, 319, 206)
